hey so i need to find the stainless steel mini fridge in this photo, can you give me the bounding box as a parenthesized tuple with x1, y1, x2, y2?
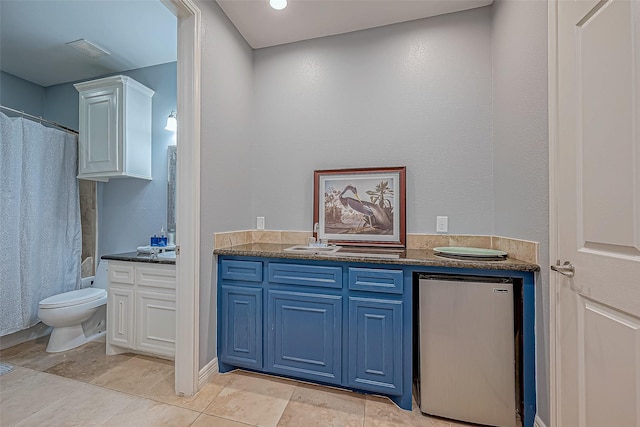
(417, 273, 517, 427)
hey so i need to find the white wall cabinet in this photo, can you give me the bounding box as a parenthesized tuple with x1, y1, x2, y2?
(74, 75, 154, 181)
(107, 261, 176, 359)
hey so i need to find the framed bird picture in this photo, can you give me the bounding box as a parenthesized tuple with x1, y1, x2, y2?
(313, 166, 406, 247)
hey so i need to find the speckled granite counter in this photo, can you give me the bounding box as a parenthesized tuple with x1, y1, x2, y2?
(213, 243, 539, 272)
(101, 252, 176, 265)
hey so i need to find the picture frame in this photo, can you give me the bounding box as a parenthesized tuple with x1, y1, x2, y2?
(313, 166, 406, 247)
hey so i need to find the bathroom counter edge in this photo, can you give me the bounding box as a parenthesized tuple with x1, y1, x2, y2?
(101, 252, 176, 265)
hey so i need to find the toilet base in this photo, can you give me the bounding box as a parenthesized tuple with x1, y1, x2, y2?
(46, 326, 106, 353)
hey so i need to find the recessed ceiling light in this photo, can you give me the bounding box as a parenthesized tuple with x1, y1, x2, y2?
(66, 39, 110, 58)
(269, 0, 287, 10)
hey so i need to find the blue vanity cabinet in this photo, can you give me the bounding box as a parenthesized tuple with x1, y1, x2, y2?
(217, 256, 412, 410)
(348, 297, 403, 395)
(347, 267, 405, 396)
(219, 259, 264, 371)
(220, 285, 263, 370)
(265, 262, 343, 384)
(267, 290, 343, 385)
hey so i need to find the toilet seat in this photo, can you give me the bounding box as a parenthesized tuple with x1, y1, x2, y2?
(39, 288, 107, 309)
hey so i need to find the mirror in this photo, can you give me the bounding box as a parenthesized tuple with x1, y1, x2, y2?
(167, 145, 177, 234)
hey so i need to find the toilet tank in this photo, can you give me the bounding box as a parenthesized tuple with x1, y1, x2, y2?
(80, 276, 95, 288)
(92, 261, 108, 290)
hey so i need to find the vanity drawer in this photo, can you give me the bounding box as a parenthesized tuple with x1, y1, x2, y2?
(348, 267, 403, 294)
(137, 264, 176, 290)
(221, 259, 263, 282)
(268, 263, 342, 289)
(108, 262, 135, 285)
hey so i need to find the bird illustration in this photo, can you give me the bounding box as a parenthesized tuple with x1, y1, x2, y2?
(339, 185, 392, 230)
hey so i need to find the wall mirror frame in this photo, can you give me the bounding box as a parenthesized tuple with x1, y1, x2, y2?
(168, 145, 177, 233)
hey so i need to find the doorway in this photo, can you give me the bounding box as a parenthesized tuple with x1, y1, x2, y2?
(165, 0, 201, 396)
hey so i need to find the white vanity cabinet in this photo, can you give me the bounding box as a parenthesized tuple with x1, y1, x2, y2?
(74, 75, 154, 181)
(106, 261, 176, 359)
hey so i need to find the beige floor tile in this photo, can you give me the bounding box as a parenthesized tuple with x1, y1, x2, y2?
(204, 371, 296, 427)
(90, 354, 174, 396)
(0, 366, 38, 391)
(277, 382, 365, 427)
(192, 413, 256, 427)
(364, 395, 449, 427)
(103, 398, 200, 426)
(143, 371, 231, 412)
(13, 383, 141, 427)
(44, 342, 133, 383)
(0, 370, 81, 426)
(1, 339, 118, 374)
(0, 338, 48, 361)
(2, 338, 71, 371)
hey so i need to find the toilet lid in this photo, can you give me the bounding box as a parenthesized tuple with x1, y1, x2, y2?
(40, 288, 106, 309)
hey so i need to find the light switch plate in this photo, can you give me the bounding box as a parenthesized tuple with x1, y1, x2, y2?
(436, 216, 448, 233)
(257, 216, 265, 230)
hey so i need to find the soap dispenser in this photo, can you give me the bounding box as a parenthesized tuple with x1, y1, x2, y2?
(159, 225, 168, 246)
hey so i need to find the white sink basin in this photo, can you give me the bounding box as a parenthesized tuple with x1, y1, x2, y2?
(334, 251, 401, 259)
(157, 251, 176, 260)
(284, 245, 341, 254)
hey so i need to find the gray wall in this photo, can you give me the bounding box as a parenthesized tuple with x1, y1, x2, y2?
(197, 0, 254, 369)
(252, 7, 494, 234)
(43, 62, 178, 260)
(0, 71, 45, 116)
(491, 0, 549, 423)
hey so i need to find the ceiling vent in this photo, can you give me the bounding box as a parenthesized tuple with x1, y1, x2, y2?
(66, 39, 110, 58)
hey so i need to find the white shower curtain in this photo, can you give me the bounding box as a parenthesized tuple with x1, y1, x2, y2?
(0, 112, 81, 336)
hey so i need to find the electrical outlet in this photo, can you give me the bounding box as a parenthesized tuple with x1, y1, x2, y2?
(436, 216, 448, 233)
(257, 216, 265, 230)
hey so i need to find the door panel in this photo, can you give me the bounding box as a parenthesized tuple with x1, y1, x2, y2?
(579, 298, 640, 427)
(136, 290, 176, 358)
(79, 87, 119, 174)
(554, 0, 640, 425)
(267, 290, 342, 384)
(348, 297, 403, 395)
(575, 0, 640, 257)
(107, 287, 134, 349)
(220, 285, 263, 370)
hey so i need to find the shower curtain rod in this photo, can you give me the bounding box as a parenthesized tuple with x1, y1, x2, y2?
(0, 105, 79, 135)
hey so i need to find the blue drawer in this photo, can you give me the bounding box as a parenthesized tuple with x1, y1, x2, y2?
(268, 263, 342, 289)
(220, 259, 263, 282)
(348, 267, 403, 294)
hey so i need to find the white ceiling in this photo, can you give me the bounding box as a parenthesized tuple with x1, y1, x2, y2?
(216, 0, 493, 49)
(0, 0, 177, 87)
(0, 0, 492, 88)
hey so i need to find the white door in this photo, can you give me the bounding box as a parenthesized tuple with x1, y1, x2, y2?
(553, 0, 640, 426)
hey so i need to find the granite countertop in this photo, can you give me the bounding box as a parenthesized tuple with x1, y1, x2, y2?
(213, 243, 540, 272)
(101, 252, 176, 265)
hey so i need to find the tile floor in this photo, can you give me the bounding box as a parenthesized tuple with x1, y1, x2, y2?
(0, 337, 473, 427)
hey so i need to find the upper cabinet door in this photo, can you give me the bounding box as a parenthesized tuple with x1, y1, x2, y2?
(75, 75, 154, 181)
(78, 86, 120, 177)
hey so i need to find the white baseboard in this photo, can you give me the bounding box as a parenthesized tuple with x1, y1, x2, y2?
(198, 357, 219, 388)
(534, 415, 548, 427)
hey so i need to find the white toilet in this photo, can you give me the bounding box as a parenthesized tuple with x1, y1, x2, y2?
(38, 261, 108, 353)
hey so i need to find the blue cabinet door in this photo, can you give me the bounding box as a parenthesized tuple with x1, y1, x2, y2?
(348, 297, 403, 395)
(220, 285, 263, 370)
(267, 290, 342, 385)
